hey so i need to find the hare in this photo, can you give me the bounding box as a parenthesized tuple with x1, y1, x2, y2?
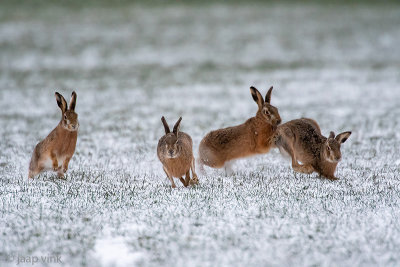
(198, 86, 281, 173)
(28, 91, 79, 178)
(157, 116, 198, 188)
(275, 118, 351, 180)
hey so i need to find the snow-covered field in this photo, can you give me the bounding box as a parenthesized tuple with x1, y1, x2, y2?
(1, 2, 400, 266)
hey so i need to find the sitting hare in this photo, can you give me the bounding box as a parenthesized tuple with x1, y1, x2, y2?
(198, 86, 281, 173)
(157, 116, 198, 188)
(275, 118, 351, 180)
(29, 91, 79, 178)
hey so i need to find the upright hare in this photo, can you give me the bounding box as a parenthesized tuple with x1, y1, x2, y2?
(29, 91, 79, 178)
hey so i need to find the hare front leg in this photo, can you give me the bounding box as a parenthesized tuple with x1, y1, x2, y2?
(50, 151, 58, 172)
(63, 157, 71, 173)
(179, 175, 189, 187)
(189, 158, 199, 185)
(58, 157, 71, 178)
(163, 166, 176, 188)
(180, 171, 190, 187)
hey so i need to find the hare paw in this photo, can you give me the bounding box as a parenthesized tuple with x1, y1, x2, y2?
(327, 176, 339, 181)
(189, 177, 199, 186)
(57, 169, 65, 178)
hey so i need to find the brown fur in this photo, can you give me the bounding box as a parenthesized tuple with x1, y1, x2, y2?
(157, 117, 198, 188)
(28, 92, 79, 178)
(199, 86, 281, 169)
(275, 118, 351, 180)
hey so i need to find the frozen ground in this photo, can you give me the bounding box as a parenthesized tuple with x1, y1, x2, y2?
(1, 1, 400, 266)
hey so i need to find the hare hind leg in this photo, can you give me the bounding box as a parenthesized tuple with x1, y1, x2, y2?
(28, 153, 49, 178)
(224, 160, 235, 176)
(295, 164, 314, 174)
(28, 166, 44, 179)
(291, 154, 314, 174)
(196, 157, 206, 176)
(280, 140, 313, 174)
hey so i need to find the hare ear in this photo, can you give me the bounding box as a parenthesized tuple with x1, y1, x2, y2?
(329, 131, 335, 139)
(335, 131, 351, 144)
(55, 92, 67, 113)
(161, 116, 170, 134)
(265, 86, 273, 104)
(250, 86, 264, 110)
(69, 91, 77, 111)
(173, 117, 182, 136)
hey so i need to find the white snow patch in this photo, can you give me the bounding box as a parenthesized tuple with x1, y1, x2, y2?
(93, 227, 146, 267)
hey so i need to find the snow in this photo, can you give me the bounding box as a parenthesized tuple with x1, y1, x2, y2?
(93, 226, 146, 267)
(1, 2, 400, 267)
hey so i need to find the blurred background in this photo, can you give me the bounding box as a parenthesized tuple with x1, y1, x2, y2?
(1, 0, 399, 173)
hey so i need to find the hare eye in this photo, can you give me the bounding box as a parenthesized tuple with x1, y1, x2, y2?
(64, 115, 67, 120)
(326, 146, 331, 151)
(263, 109, 270, 115)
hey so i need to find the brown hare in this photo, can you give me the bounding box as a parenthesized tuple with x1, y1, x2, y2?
(157, 116, 198, 188)
(29, 91, 79, 178)
(275, 118, 351, 180)
(198, 86, 281, 173)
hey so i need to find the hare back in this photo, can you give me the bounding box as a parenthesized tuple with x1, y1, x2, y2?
(277, 119, 324, 165)
(199, 123, 257, 168)
(298, 118, 321, 134)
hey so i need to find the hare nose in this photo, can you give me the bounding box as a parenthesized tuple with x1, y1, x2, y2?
(277, 118, 282, 124)
(168, 150, 174, 155)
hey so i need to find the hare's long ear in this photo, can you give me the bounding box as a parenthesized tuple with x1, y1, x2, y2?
(250, 86, 264, 110)
(55, 92, 67, 113)
(329, 131, 335, 139)
(335, 131, 351, 144)
(69, 91, 77, 111)
(173, 117, 182, 136)
(265, 86, 273, 104)
(161, 116, 170, 134)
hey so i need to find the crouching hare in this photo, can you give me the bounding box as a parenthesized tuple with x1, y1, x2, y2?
(157, 116, 198, 188)
(275, 118, 351, 180)
(29, 91, 79, 178)
(198, 86, 281, 173)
